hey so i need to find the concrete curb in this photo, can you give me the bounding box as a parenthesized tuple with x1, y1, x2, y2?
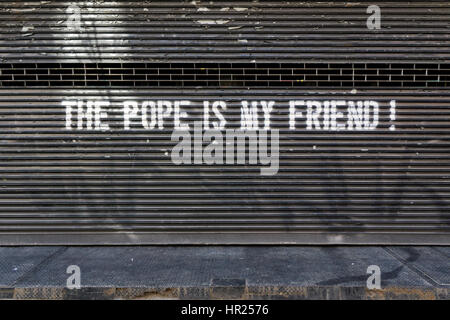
(2, 286, 448, 300)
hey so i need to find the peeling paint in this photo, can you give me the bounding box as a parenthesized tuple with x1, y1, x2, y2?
(196, 19, 230, 25)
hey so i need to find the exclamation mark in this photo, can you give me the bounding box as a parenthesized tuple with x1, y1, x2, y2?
(389, 100, 396, 131)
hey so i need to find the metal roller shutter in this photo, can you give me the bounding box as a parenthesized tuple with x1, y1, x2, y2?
(0, 1, 449, 244)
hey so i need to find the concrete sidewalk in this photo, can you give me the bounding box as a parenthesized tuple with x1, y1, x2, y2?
(0, 246, 448, 300)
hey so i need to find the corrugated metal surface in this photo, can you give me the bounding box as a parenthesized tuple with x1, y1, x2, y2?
(1, 1, 450, 63)
(0, 1, 449, 244)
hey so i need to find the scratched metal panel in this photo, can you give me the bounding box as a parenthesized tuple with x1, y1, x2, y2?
(0, 1, 449, 244)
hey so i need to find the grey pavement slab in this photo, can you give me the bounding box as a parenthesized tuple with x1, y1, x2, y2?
(0, 246, 448, 299)
(0, 247, 62, 287)
(384, 247, 449, 286)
